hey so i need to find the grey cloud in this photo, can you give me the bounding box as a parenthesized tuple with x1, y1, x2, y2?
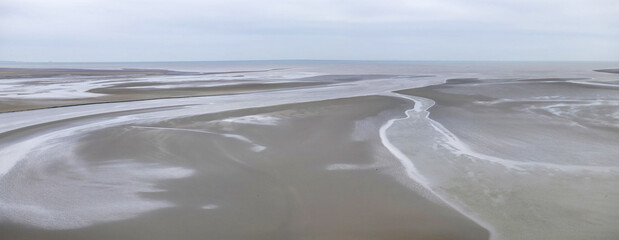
(1, 0, 617, 61)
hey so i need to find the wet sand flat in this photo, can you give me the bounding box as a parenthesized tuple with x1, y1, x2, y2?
(0, 68, 330, 113)
(0, 81, 324, 113)
(398, 79, 619, 165)
(0, 95, 488, 240)
(395, 77, 619, 239)
(0, 68, 402, 113)
(3, 62, 619, 240)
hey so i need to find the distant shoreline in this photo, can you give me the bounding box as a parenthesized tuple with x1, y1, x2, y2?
(2, 60, 619, 65)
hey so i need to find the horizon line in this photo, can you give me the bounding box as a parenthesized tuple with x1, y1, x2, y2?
(2, 59, 619, 64)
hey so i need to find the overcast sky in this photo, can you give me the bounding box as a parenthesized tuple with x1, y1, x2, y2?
(1, 0, 618, 62)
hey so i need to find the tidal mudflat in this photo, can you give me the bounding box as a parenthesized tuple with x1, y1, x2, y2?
(1, 62, 618, 240)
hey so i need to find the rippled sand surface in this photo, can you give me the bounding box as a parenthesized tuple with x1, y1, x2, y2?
(1, 62, 618, 240)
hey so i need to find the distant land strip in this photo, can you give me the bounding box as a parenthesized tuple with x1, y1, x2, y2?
(594, 68, 619, 74)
